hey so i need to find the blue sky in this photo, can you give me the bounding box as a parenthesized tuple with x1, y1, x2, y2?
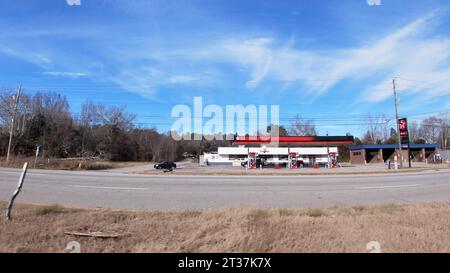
(1, 0, 450, 136)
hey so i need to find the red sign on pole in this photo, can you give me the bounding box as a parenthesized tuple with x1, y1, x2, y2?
(398, 118, 409, 144)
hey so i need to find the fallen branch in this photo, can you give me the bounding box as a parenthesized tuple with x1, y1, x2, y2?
(64, 231, 124, 238)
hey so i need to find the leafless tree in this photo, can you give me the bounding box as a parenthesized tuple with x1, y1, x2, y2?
(288, 114, 317, 136)
(361, 114, 391, 144)
(419, 116, 442, 145)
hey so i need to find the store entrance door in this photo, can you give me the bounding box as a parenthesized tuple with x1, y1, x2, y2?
(308, 156, 316, 167)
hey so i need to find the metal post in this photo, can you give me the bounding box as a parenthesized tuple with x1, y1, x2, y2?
(392, 79, 403, 168)
(6, 84, 22, 162)
(408, 141, 412, 168)
(247, 145, 249, 170)
(34, 144, 41, 168)
(288, 146, 291, 169)
(5, 162, 29, 221)
(326, 132, 330, 168)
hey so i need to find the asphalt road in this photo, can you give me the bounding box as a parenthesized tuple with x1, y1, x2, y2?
(0, 167, 449, 210)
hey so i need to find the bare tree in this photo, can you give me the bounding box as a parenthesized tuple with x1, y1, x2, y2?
(267, 124, 288, 136)
(0, 88, 20, 133)
(419, 116, 442, 145)
(408, 121, 421, 143)
(361, 114, 390, 144)
(439, 112, 449, 149)
(288, 114, 317, 136)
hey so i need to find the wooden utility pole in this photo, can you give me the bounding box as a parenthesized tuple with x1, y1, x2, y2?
(392, 78, 403, 168)
(6, 84, 22, 162)
(326, 131, 330, 168)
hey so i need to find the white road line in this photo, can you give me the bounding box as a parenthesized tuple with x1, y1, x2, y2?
(70, 185, 150, 191)
(356, 184, 422, 190)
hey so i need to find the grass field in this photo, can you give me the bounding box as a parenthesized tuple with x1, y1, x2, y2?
(0, 156, 154, 170)
(1, 201, 450, 253)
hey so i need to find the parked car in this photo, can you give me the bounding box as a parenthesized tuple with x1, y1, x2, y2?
(154, 161, 177, 170)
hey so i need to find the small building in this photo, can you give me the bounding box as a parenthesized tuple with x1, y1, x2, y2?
(203, 136, 354, 168)
(350, 144, 439, 164)
(437, 149, 450, 163)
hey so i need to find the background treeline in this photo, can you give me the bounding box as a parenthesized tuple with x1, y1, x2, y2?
(0, 89, 448, 162)
(0, 89, 234, 161)
(355, 114, 449, 148)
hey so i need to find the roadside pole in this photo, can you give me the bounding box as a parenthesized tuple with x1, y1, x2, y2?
(6, 84, 22, 162)
(326, 132, 330, 168)
(34, 144, 41, 168)
(392, 79, 403, 168)
(5, 162, 29, 221)
(408, 140, 412, 168)
(246, 146, 249, 170)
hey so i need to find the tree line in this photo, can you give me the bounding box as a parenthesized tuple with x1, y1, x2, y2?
(0, 89, 235, 161)
(356, 113, 449, 149)
(1, 88, 448, 162)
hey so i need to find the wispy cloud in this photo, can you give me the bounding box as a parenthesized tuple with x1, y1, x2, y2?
(168, 74, 199, 84)
(218, 12, 450, 104)
(110, 67, 161, 98)
(1, 7, 449, 107)
(43, 71, 88, 78)
(0, 44, 51, 67)
(221, 38, 274, 88)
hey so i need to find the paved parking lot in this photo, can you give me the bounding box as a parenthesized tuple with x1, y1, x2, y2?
(121, 160, 449, 175)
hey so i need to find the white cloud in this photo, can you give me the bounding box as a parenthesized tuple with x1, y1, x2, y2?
(219, 12, 450, 103)
(168, 74, 198, 84)
(221, 38, 274, 88)
(0, 45, 51, 67)
(43, 71, 88, 78)
(2, 9, 449, 106)
(111, 67, 160, 98)
(100, 12, 450, 105)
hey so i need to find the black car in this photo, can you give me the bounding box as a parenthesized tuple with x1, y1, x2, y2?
(241, 159, 262, 168)
(154, 162, 177, 170)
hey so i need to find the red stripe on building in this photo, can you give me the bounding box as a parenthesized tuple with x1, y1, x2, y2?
(233, 136, 354, 145)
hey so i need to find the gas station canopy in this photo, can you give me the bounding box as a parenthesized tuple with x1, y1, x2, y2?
(233, 136, 354, 146)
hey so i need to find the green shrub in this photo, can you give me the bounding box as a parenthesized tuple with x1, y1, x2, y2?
(35, 205, 65, 215)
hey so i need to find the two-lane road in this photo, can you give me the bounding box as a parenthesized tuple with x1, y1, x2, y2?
(0, 168, 449, 210)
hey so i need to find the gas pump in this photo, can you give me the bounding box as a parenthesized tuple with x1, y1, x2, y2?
(248, 152, 257, 169)
(289, 152, 298, 169)
(329, 152, 337, 168)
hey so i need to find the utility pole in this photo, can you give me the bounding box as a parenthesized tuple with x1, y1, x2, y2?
(326, 131, 330, 168)
(6, 84, 22, 162)
(392, 78, 403, 168)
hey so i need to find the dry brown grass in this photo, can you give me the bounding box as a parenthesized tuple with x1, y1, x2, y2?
(0, 156, 153, 170)
(1, 201, 450, 253)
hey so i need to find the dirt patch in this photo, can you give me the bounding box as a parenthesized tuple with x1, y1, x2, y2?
(1, 201, 450, 253)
